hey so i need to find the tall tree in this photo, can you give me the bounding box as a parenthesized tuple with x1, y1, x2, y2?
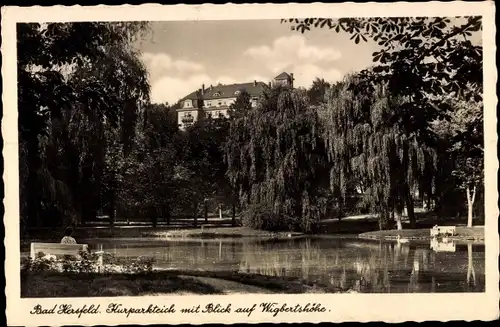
(225, 86, 330, 232)
(284, 17, 483, 227)
(177, 116, 231, 226)
(228, 90, 253, 119)
(307, 77, 331, 106)
(18, 22, 150, 229)
(323, 75, 436, 230)
(118, 102, 179, 226)
(433, 99, 484, 226)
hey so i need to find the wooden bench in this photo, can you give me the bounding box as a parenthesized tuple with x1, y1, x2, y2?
(430, 225, 456, 237)
(30, 242, 89, 260)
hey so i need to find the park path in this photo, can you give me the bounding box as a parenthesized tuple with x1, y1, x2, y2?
(143, 275, 274, 295)
(179, 275, 274, 294)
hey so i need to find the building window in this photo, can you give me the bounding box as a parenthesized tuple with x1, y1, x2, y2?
(184, 100, 191, 108)
(234, 90, 241, 96)
(218, 101, 222, 106)
(206, 101, 211, 107)
(213, 92, 221, 97)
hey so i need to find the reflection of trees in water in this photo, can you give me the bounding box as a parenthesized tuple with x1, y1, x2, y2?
(111, 240, 243, 268)
(238, 239, 320, 278)
(99, 238, 484, 292)
(467, 243, 476, 288)
(235, 239, 483, 293)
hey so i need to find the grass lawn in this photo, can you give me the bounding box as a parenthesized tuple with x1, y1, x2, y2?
(21, 270, 341, 297)
(359, 226, 484, 242)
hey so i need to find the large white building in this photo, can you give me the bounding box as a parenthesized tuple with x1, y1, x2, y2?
(177, 72, 294, 129)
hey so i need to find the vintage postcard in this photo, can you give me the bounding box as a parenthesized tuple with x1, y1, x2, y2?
(2, 2, 498, 325)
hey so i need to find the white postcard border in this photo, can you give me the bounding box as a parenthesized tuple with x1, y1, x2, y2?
(2, 2, 498, 325)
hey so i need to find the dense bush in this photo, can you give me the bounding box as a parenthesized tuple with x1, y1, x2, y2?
(241, 202, 301, 232)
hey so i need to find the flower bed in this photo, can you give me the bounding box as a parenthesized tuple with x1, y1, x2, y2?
(22, 250, 156, 274)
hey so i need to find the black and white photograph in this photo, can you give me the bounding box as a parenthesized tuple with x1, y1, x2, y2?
(2, 2, 498, 325)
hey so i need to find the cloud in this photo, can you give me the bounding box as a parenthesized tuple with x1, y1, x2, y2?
(150, 74, 210, 105)
(141, 53, 210, 104)
(244, 35, 342, 73)
(150, 74, 271, 104)
(141, 52, 205, 81)
(142, 42, 343, 104)
(143, 52, 278, 104)
(292, 64, 343, 88)
(214, 75, 237, 85)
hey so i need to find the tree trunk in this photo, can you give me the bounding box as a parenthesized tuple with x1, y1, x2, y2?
(219, 204, 223, 219)
(379, 212, 390, 230)
(231, 203, 236, 227)
(394, 210, 403, 231)
(467, 243, 476, 286)
(405, 185, 416, 228)
(193, 202, 198, 227)
(150, 207, 157, 228)
(161, 205, 166, 222)
(466, 186, 476, 228)
(165, 204, 171, 225)
(25, 134, 43, 228)
(204, 201, 208, 223)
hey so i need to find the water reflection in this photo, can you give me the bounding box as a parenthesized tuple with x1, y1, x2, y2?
(430, 238, 456, 252)
(87, 236, 484, 293)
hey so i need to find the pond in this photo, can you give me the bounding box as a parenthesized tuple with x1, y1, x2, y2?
(73, 236, 484, 293)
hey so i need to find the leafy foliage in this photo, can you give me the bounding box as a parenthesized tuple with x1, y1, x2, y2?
(323, 75, 437, 229)
(18, 22, 150, 229)
(118, 103, 179, 224)
(177, 116, 233, 217)
(283, 17, 482, 108)
(307, 78, 332, 106)
(284, 16, 484, 228)
(226, 86, 330, 232)
(431, 99, 484, 224)
(228, 90, 253, 119)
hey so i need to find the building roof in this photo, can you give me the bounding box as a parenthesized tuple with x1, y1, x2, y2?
(178, 72, 293, 106)
(180, 81, 268, 102)
(274, 72, 292, 80)
(203, 81, 267, 100)
(179, 90, 200, 102)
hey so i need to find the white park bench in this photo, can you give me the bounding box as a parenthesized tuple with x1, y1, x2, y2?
(30, 242, 89, 260)
(430, 225, 456, 237)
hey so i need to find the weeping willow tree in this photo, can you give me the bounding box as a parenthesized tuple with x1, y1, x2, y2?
(18, 22, 150, 230)
(225, 85, 330, 232)
(324, 75, 437, 230)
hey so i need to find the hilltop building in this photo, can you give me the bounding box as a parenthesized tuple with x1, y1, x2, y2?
(177, 72, 294, 129)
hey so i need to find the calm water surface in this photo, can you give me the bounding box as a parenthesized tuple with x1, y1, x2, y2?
(72, 236, 484, 293)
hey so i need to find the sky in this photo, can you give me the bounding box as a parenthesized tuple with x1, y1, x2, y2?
(136, 19, 378, 104)
(136, 18, 481, 105)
